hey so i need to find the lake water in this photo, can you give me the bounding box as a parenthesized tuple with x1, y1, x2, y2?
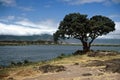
(0, 44, 120, 66)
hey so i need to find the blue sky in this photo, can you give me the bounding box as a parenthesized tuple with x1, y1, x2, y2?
(0, 0, 120, 38)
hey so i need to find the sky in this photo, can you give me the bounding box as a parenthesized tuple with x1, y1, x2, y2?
(0, 0, 120, 39)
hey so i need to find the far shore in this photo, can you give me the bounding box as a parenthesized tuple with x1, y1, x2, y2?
(0, 40, 120, 47)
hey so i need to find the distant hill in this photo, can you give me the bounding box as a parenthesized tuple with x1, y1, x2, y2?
(0, 34, 53, 41)
(0, 35, 120, 45)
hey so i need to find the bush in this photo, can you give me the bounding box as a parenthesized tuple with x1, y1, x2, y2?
(73, 50, 84, 55)
(17, 62, 23, 65)
(10, 60, 31, 67)
(57, 53, 66, 59)
(24, 60, 30, 64)
(10, 61, 16, 66)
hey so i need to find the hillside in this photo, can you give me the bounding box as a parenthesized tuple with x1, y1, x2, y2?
(0, 34, 53, 41)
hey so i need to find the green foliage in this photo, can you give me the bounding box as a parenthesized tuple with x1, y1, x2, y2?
(90, 15, 115, 36)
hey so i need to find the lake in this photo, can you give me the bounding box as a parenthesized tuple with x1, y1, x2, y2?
(0, 44, 120, 66)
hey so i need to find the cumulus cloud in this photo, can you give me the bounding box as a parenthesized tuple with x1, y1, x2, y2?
(0, 19, 58, 36)
(0, 16, 119, 38)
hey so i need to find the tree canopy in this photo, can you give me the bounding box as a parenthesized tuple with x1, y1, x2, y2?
(53, 13, 115, 52)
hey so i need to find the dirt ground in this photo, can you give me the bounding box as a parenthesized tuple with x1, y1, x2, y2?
(22, 64, 120, 80)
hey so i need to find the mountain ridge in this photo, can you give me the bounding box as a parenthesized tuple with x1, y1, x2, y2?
(0, 34, 53, 41)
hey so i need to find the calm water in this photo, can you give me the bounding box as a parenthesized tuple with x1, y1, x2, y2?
(0, 44, 120, 66)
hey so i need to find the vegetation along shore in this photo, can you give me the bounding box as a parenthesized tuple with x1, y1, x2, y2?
(0, 40, 120, 47)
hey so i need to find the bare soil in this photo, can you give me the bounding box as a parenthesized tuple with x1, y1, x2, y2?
(23, 63, 120, 80)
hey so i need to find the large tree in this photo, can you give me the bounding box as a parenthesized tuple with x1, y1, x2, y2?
(53, 13, 115, 52)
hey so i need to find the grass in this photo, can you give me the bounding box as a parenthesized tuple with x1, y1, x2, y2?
(0, 69, 9, 79)
(45, 52, 120, 65)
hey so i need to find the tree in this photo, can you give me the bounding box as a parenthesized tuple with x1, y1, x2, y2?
(53, 31, 59, 44)
(53, 13, 115, 52)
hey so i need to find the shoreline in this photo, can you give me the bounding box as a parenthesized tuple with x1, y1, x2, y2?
(0, 49, 120, 67)
(0, 43, 120, 47)
(0, 50, 120, 80)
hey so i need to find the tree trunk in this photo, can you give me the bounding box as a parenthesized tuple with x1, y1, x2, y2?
(82, 42, 90, 52)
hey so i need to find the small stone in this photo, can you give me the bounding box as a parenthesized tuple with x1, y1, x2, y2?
(82, 73, 92, 76)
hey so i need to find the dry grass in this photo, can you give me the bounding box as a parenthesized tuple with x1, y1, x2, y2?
(49, 54, 120, 65)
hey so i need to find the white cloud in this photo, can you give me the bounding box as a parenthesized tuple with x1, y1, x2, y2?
(112, 0, 120, 3)
(99, 22, 120, 39)
(18, 6, 34, 11)
(0, 16, 119, 38)
(108, 14, 120, 22)
(109, 14, 120, 18)
(61, 0, 120, 5)
(62, 0, 105, 5)
(15, 19, 58, 30)
(0, 0, 34, 11)
(0, 19, 58, 36)
(0, 15, 15, 23)
(6, 15, 15, 20)
(0, 0, 16, 6)
(15, 19, 36, 27)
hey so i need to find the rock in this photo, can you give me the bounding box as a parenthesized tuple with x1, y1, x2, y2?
(85, 60, 105, 67)
(39, 64, 66, 73)
(105, 59, 120, 73)
(85, 58, 120, 73)
(88, 50, 118, 57)
(74, 63, 79, 65)
(82, 73, 92, 76)
(105, 63, 120, 73)
(7, 77, 15, 80)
